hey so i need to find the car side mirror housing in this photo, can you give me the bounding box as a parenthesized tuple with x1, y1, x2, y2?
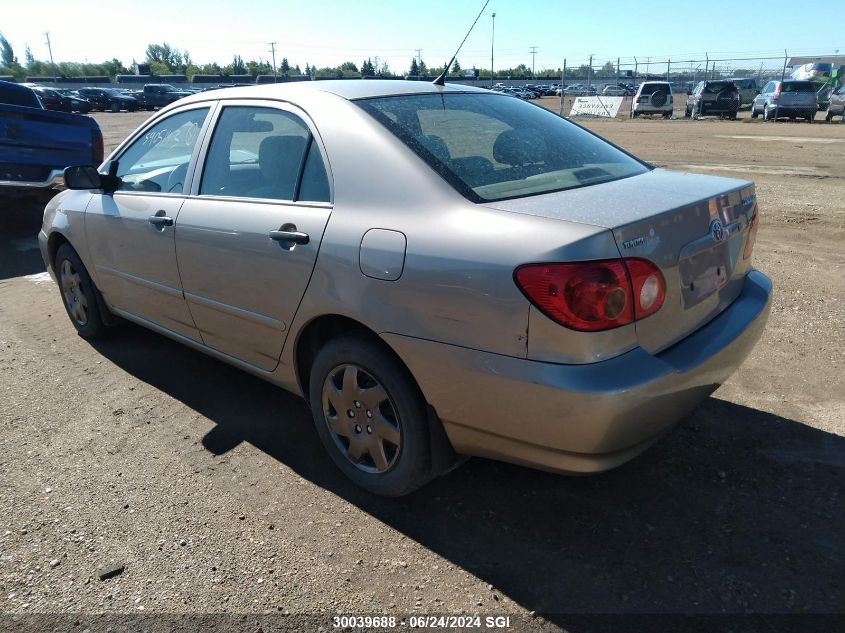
(64, 165, 102, 190)
(64, 160, 120, 193)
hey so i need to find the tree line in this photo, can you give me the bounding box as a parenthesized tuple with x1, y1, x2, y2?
(1, 33, 629, 83)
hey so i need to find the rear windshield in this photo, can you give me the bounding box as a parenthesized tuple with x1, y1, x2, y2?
(782, 81, 816, 93)
(641, 83, 670, 93)
(703, 82, 736, 93)
(356, 93, 649, 203)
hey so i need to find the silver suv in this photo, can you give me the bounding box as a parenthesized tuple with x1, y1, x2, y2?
(751, 80, 818, 123)
(631, 81, 673, 118)
(728, 78, 760, 107)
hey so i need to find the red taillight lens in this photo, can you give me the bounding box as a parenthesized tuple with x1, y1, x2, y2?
(743, 205, 759, 259)
(514, 258, 666, 332)
(772, 86, 781, 102)
(91, 128, 104, 164)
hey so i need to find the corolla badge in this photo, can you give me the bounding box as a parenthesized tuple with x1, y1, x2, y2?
(710, 219, 726, 243)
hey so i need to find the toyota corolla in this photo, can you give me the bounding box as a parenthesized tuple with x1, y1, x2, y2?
(39, 80, 771, 496)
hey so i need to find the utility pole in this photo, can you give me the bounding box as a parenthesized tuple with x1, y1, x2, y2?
(269, 42, 277, 79)
(529, 46, 538, 79)
(588, 54, 593, 93)
(44, 32, 56, 83)
(490, 13, 496, 88)
(415, 49, 422, 77)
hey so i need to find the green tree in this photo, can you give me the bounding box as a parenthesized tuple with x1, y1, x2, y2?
(340, 61, 358, 73)
(409, 58, 419, 76)
(145, 43, 185, 72)
(451, 59, 462, 76)
(601, 61, 615, 76)
(361, 58, 375, 76)
(280, 57, 290, 76)
(419, 60, 428, 76)
(0, 33, 15, 66)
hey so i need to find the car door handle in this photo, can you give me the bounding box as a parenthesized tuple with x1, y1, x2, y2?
(148, 212, 173, 227)
(269, 228, 309, 245)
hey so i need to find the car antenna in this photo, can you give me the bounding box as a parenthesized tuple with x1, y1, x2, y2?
(432, 0, 491, 87)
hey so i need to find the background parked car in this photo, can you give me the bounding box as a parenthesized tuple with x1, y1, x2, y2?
(77, 87, 139, 112)
(29, 86, 71, 112)
(632, 81, 673, 118)
(0, 80, 103, 204)
(56, 89, 92, 114)
(602, 85, 629, 96)
(143, 83, 193, 109)
(825, 84, 845, 122)
(728, 77, 760, 107)
(685, 80, 740, 119)
(750, 80, 817, 123)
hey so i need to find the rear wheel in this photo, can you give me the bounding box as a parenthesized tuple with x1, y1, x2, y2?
(826, 111, 833, 122)
(806, 112, 814, 124)
(309, 335, 436, 496)
(750, 104, 759, 118)
(55, 243, 106, 339)
(764, 105, 775, 121)
(110, 101, 120, 113)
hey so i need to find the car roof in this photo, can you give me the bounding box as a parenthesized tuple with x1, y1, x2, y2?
(177, 79, 490, 105)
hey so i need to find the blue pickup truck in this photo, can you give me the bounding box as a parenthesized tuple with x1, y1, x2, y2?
(1, 80, 103, 203)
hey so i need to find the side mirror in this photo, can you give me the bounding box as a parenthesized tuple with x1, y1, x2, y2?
(687, 90, 692, 96)
(64, 160, 120, 193)
(63, 165, 102, 190)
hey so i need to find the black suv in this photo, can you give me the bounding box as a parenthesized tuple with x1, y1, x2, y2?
(142, 84, 192, 109)
(685, 80, 740, 119)
(77, 87, 139, 112)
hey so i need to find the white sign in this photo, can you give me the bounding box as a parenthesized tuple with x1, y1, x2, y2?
(569, 96, 623, 118)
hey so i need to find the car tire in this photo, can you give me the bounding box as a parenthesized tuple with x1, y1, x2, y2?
(308, 334, 435, 497)
(750, 104, 759, 118)
(55, 243, 107, 339)
(684, 106, 691, 119)
(764, 105, 774, 121)
(110, 102, 120, 113)
(806, 113, 814, 124)
(729, 110, 738, 120)
(662, 110, 671, 119)
(826, 111, 833, 122)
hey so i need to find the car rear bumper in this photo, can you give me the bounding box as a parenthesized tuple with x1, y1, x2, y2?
(384, 270, 772, 474)
(0, 169, 65, 192)
(768, 104, 817, 113)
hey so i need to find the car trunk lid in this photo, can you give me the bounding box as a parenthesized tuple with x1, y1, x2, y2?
(484, 168, 758, 354)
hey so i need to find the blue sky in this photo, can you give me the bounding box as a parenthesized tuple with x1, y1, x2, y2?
(1, 0, 840, 73)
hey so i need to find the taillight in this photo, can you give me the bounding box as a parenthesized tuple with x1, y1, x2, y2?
(91, 127, 104, 164)
(514, 258, 666, 332)
(743, 205, 759, 259)
(772, 85, 781, 102)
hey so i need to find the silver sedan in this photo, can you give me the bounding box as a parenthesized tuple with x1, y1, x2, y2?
(40, 80, 771, 496)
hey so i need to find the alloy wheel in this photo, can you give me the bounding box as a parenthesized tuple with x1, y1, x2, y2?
(59, 259, 89, 327)
(321, 364, 401, 474)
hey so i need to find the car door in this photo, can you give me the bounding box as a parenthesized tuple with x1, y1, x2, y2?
(85, 105, 213, 341)
(174, 101, 332, 371)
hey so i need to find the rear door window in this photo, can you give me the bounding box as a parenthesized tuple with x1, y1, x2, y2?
(199, 105, 330, 203)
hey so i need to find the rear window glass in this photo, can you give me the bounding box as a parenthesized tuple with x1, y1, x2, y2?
(356, 93, 649, 203)
(641, 83, 670, 94)
(782, 82, 816, 93)
(703, 82, 736, 93)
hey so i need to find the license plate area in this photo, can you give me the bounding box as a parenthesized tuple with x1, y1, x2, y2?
(679, 244, 730, 308)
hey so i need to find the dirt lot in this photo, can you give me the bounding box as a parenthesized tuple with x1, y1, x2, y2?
(0, 108, 843, 632)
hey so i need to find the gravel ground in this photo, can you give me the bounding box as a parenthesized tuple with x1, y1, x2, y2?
(0, 108, 843, 633)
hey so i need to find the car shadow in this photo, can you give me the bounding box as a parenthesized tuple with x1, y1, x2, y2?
(90, 323, 844, 631)
(0, 200, 48, 280)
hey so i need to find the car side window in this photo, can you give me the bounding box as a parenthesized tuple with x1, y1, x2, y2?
(199, 105, 329, 203)
(115, 108, 209, 194)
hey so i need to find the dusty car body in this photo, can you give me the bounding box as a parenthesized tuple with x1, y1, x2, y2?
(39, 81, 771, 495)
